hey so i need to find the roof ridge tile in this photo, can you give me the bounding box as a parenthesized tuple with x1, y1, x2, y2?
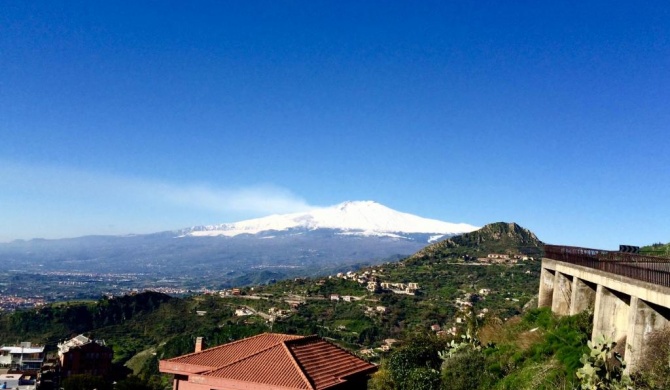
(160, 333, 376, 390)
(166, 332, 302, 363)
(165, 332, 274, 361)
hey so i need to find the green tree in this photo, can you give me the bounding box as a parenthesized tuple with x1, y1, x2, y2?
(368, 367, 395, 390)
(61, 374, 111, 390)
(115, 375, 159, 390)
(385, 333, 446, 388)
(407, 367, 441, 390)
(441, 349, 488, 390)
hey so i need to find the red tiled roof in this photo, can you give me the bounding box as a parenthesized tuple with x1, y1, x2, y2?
(160, 333, 376, 390)
(164, 333, 302, 370)
(287, 336, 377, 389)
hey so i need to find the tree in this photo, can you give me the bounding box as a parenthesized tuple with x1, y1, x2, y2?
(368, 367, 395, 390)
(441, 349, 488, 390)
(115, 375, 158, 390)
(61, 374, 111, 390)
(384, 333, 447, 389)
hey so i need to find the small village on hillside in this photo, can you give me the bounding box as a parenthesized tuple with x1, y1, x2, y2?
(1, 241, 543, 390)
(3, 227, 670, 390)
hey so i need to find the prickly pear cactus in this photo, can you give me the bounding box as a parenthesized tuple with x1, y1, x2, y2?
(575, 335, 632, 390)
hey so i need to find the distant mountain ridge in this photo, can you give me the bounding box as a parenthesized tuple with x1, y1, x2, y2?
(410, 222, 544, 260)
(179, 200, 478, 240)
(0, 201, 479, 283)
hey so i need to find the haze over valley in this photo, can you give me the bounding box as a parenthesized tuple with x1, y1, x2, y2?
(0, 201, 479, 300)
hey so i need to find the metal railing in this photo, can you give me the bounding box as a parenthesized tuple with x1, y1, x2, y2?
(545, 245, 670, 288)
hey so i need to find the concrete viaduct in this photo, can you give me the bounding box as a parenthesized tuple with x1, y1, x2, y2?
(539, 245, 670, 372)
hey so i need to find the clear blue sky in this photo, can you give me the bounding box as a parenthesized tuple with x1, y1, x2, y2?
(1, 1, 669, 249)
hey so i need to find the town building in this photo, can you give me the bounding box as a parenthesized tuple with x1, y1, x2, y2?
(0, 342, 45, 370)
(234, 307, 254, 316)
(159, 333, 376, 390)
(57, 335, 113, 379)
(0, 373, 24, 390)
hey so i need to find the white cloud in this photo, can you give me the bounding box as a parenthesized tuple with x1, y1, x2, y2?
(158, 184, 314, 215)
(0, 161, 314, 217)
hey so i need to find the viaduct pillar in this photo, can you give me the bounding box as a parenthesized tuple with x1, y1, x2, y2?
(540, 258, 670, 373)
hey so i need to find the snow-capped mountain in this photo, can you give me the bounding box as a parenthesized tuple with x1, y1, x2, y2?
(1, 201, 479, 281)
(181, 201, 478, 240)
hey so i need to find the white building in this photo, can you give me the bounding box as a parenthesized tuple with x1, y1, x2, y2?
(234, 308, 254, 316)
(0, 342, 45, 370)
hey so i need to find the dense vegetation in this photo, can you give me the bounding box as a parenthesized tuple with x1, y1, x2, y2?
(410, 222, 543, 260)
(370, 308, 596, 390)
(2, 223, 667, 389)
(1, 292, 172, 345)
(641, 242, 670, 258)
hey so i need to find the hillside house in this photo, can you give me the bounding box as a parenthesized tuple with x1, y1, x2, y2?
(0, 342, 45, 370)
(159, 333, 376, 390)
(57, 335, 113, 379)
(268, 307, 289, 317)
(383, 339, 398, 347)
(380, 282, 419, 295)
(234, 308, 254, 316)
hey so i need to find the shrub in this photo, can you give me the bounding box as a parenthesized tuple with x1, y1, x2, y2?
(631, 327, 670, 389)
(407, 367, 441, 390)
(441, 349, 489, 390)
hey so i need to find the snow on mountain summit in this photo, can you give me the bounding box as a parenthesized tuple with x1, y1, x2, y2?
(184, 201, 478, 238)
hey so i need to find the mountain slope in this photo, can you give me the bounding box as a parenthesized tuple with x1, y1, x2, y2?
(181, 201, 478, 239)
(0, 201, 478, 282)
(410, 222, 544, 260)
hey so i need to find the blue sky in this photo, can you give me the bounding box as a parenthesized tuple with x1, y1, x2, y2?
(1, 1, 669, 248)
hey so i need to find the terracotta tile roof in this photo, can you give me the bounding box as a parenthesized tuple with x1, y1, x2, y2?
(206, 340, 311, 389)
(287, 336, 376, 389)
(164, 333, 302, 370)
(160, 333, 376, 390)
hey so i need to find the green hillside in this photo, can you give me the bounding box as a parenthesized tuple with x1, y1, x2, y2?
(642, 242, 670, 258)
(410, 222, 543, 261)
(3, 222, 663, 389)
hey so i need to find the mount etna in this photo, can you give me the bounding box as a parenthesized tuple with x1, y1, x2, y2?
(0, 201, 478, 284)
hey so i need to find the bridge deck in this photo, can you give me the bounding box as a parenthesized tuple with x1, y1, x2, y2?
(545, 245, 670, 288)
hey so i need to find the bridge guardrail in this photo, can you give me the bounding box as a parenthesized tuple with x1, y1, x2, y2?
(544, 245, 670, 288)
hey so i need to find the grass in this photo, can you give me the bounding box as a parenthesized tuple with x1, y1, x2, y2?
(474, 308, 592, 389)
